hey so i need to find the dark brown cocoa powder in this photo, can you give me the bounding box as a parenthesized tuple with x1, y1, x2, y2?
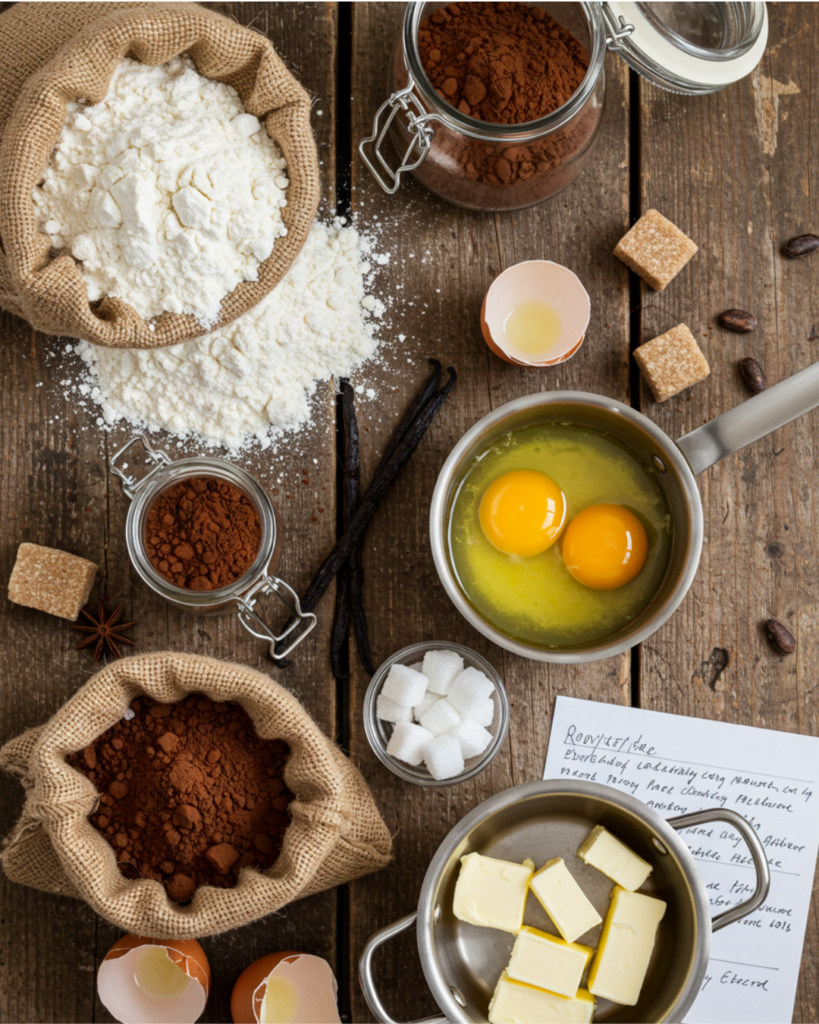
(68, 694, 293, 903)
(418, 2, 589, 125)
(145, 477, 261, 591)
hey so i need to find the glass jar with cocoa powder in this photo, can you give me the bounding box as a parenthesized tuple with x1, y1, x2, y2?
(361, 2, 767, 211)
(111, 435, 316, 659)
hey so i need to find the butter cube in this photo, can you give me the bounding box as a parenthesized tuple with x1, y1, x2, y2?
(587, 886, 667, 1006)
(489, 971, 595, 1024)
(507, 926, 593, 999)
(529, 858, 602, 944)
(577, 825, 653, 891)
(453, 852, 533, 933)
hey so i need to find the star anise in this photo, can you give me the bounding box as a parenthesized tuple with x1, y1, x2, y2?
(72, 600, 137, 661)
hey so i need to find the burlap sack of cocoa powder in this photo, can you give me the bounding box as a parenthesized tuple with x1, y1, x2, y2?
(0, 652, 392, 939)
(0, 1, 319, 348)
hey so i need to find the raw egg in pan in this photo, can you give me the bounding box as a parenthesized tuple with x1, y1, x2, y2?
(563, 503, 648, 590)
(231, 951, 341, 1024)
(479, 469, 567, 557)
(97, 934, 210, 1024)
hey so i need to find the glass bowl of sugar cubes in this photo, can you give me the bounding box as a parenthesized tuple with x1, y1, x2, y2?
(363, 641, 510, 786)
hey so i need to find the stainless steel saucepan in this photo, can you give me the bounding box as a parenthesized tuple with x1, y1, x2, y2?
(429, 362, 819, 662)
(359, 780, 770, 1024)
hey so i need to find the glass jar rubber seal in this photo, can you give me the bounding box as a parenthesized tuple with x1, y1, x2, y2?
(111, 434, 316, 661)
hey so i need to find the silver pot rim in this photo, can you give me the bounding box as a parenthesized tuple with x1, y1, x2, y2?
(428, 390, 704, 663)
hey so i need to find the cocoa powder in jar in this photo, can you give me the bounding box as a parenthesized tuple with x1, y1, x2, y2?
(419, 2, 589, 125)
(401, 2, 597, 207)
(68, 694, 293, 904)
(145, 477, 261, 591)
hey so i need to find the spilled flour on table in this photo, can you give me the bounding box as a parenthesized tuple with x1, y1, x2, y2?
(71, 217, 389, 452)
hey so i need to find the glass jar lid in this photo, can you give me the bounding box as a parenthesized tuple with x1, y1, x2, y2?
(604, 1, 768, 95)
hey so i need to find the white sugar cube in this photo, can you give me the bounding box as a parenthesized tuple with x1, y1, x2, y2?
(419, 698, 462, 737)
(387, 722, 434, 766)
(422, 649, 465, 695)
(448, 718, 493, 759)
(409, 662, 424, 673)
(414, 690, 440, 723)
(448, 667, 495, 716)
(382, 663, 428, 707)
(469, 698, 495, 728)
(376, 693, 413, 724)
(422, 734, 465, 780)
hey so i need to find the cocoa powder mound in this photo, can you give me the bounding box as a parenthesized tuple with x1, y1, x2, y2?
(145, 477, 261, 591)
(418, 2, 589, 125)
(68, 694, 293, 904)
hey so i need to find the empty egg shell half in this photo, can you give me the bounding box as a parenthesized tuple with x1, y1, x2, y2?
(97, 934, 210, 1024)
(231, 951, 341, 1024)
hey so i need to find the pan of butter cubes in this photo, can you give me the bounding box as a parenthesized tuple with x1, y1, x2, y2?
(359, 779, 769, 1024)
(363, 641, 509, 785)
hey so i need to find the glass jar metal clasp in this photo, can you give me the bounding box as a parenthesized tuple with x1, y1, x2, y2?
(359, 78, 439, 195)
(602, 4, 635, 52)
(110, 433, 172, 499)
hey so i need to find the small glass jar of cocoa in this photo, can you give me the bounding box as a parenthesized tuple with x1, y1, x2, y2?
(111, 435, 316, 659)
(360, 2, 768, 212)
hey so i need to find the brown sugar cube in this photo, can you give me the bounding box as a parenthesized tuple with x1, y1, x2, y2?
(614, 209, 698, 291)
(8, 543, 98, 621)
(634, 324, 710, 403)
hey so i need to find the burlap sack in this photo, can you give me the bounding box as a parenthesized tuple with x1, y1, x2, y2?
(0, 2, 320, 348)
(0, 652, 392, 939)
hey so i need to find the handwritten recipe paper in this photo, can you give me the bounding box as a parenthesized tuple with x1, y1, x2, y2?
(543, 697, 819, 1024)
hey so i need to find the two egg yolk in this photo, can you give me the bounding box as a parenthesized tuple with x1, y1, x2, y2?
(479, 472, 648, 590)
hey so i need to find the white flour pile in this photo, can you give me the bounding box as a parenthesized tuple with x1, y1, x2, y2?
(33, 56, 289, 326)
(74, 218, 388, 451)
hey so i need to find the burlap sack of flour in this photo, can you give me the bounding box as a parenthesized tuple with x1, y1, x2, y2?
(0, 2, 320, 348)
(0, 652, 392, 939)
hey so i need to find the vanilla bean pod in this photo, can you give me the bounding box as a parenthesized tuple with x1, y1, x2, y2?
(344, 363, 443, 675)
(330, 381, 361, 680)
(274, 364, 457, 659)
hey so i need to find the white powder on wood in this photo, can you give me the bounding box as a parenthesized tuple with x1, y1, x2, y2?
(75, 219, 388, 452)
(33, 57, 289, 326)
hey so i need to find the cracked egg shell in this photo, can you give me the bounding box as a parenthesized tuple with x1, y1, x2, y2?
(231, 951, 340, 1024)
(98, 934, 210, 1024)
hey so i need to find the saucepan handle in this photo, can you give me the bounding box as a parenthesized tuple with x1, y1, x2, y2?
(667, 808, 770, 931)
(359, 913, 448, 1024)
(675, 359, 819, 475)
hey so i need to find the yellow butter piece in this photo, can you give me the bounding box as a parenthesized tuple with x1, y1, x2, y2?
(489, 971, 595, 1024)
(577, 825, 653, 891)
(529, 858, 602, 944)
(452, 852, 533, 934)
(587, 886, 667, 1006)
(507, 926, 593, 999)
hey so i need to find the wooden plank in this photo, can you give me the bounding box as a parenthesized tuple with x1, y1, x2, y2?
(636, 6, 819, 1021)
(346, 5, 631, 1019)
(0, 4, 340, 1023)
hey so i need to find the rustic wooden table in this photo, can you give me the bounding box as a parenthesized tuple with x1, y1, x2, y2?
(0, 2, 817, 1022)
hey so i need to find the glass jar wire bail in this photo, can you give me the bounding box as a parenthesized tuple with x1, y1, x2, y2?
(358, 80, 439, 195)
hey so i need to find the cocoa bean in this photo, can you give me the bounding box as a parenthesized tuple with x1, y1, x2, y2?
(765, 619, 796, 654)
(740, 357, 767, 394)
(783, 234, 819, 259)
(718, 309, 757, 333)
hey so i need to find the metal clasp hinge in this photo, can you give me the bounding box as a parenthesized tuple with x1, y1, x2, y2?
(358, 78, 438, 195)
(110, 434, 172, 500)
(602, 5, 635, 50)
(237, 573, 317, 661)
